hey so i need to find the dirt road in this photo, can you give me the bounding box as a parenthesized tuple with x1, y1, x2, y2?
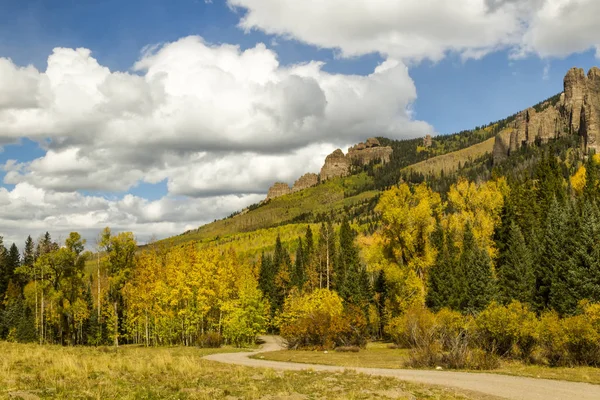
(203, 335, 600, 400)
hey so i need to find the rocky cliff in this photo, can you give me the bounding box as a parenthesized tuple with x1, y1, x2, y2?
(320, 149, 351, 181)
(347, 137, 393, 165)
(493, 67, 600, 163)
(266, 182, 291, 200)
(292, 173, 319, 193)
(265, 137, 393, 200)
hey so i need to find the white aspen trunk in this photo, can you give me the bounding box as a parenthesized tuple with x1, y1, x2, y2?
(326, 235, 330, 290)
(97, 252, 101, 318)
(113, 301, 119, 347)
(40, 264, 45, 345)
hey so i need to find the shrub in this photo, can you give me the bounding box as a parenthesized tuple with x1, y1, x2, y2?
(197, 332, 223, 348)
(539, 305, 600, 366)
(386, 305, 436, 348)
(474, 301, 539, 360)
(279, 289, 368, 350)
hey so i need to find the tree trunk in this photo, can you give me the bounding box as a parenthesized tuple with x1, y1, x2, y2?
(113, 301, 119, 347)
(97, 253, 101, 318)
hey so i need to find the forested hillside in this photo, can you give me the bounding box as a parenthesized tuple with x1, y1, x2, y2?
(3, 72, 600, 370)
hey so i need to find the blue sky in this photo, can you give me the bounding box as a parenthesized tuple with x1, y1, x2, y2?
(0, 0, 598, 245)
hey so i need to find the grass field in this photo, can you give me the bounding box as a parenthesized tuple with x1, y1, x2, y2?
(403, 136, 498, 177)
(0, 341, 491, 399)
(163, 173, 378, 247)
(257, 342, 600, 386)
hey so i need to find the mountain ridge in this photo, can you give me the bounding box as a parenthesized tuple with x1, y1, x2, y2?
(168, 66, 598, 248)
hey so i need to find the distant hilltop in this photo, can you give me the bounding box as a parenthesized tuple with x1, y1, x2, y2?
(493, 67, 600, 163)
(266, 138, 392, 200)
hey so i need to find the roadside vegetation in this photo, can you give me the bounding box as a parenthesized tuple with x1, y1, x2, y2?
(0, 341, 486, 400)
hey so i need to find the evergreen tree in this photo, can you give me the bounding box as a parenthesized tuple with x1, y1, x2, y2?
(426, 224, 459, 311)
(336, 219, 369, 304)
(291, 238, 306, 290)
(6, 243, 21, 286)
(303, 225, 314, 266)
(457, 223, 495, 313)
(572, 200, 600, 303)
(541, 199, 575, 314)
(258, 252, 277, 310)
(496, 222, 535, 306)
(0, 236, 8, 302)
(583, 153, 600, 200)
(373, 269, 387, 336)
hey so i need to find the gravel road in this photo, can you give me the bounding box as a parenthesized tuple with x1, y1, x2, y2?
(203, 335, 600, 400)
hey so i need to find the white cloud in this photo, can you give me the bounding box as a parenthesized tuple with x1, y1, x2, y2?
(228, 0, 600, 61)
(0, 182, 262, 246)
(0, 37, 431, 195)
(0, 36, 432, 244)
(228, 0, 528, 62)
(520, 0, 600, 58)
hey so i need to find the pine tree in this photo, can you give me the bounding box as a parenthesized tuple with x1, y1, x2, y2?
(583, 153, 600, 200)
(496, 222, 535, 306)
(6, 243, 21, 287)
(335, 219, 371, 306)
(374, 269, 387, 336)
(457, 223, 495, 314)
(426, 224, 459, 311)
(572, 200, 600, 303)
(542, 199, 576, 314)
(0, 236, 8, 302)
(258, 252, 277, 310)
(291, 238, 306, 290)
(271, 235, 291, 311)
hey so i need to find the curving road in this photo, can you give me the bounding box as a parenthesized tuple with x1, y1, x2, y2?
(203, 335, 600, 400)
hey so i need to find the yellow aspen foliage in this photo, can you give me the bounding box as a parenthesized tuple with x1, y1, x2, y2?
(570, 165, 587, 195)
(360, 232, 425, 317)
(375, 183, 442, 279)
(445, 178, 505, 260)
(122, 244, 266, 346)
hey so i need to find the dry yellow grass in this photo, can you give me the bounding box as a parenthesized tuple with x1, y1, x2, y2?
(404, 136, 498, 177)
(0, 341, 488, 399)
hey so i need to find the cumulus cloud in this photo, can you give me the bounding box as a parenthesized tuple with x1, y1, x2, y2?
(0, 37, 431, 195)
(228, 0, 600, 61)
(520, 0, 600, 58)
(0, 182, 263, 246)
(0, 35, 432, 244)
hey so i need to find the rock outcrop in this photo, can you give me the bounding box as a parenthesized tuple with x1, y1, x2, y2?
(266, 182, 291, 200)
(320, 149, 351, 181)
(423, 134, 432, 148)
(493, 66, 600, 163)
(564, 67, 587, 134)
(264, 137, 394, 201)
(493, 129, 512, 164)
(582, 67, 600, 152)
(347, 137, 393, 165)
(292, 173, 319, 192)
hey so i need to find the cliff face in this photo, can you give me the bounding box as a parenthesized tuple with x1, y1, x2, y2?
(493, 67, 600, 163)
(265, 137, 393, 200)
(320, 149, 351, 181)
(266, 182, 291, 200)
(583, 67, 600, 152)
(292, 173, 319, 192)
(347, 137, 393, 165)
